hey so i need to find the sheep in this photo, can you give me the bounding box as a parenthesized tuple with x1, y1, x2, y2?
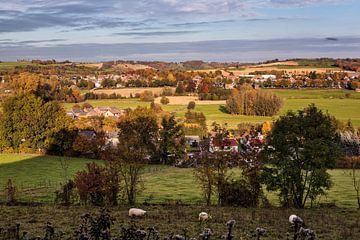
(289, 214, 303, 225)
(198, 212, 211, 221)
(128, 208, 146, 217)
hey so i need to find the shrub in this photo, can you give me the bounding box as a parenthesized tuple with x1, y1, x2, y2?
(219, 179, 258, 207)
(162, 87, 174, 96)
(187, 101, 196, 110)
(160, 96, 170, 105)
(74, 162, 119, 206)
(55, 180, 76, 206)
(140, 90, 154, 102)
(5, 179, 16, 205)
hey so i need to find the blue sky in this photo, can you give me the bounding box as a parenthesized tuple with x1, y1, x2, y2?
(0, 0, 359, 62)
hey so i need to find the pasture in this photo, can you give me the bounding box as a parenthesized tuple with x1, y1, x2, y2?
(92, 87, 175, 98)
(0, 154, 359, 208)
(64, 89, 360, 128)
(0, 205, 359, 239)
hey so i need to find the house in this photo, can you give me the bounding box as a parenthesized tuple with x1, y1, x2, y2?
(93, 107, 126, 118)
(78, 130, 96, 138)
(66, 109, 87, 119)
(210, 138, 238, 152)
(104, 107, 125, 117)
(106, 131, 119, 146)
(185, 135, 201, 148)
(86, 110, 102, 117)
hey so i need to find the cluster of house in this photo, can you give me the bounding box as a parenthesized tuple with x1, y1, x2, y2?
(67, 107, 127, 119)
(185, 131, 265, 154)
(71, 72, 144, 88)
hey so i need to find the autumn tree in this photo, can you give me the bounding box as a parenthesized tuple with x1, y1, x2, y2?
(113, 107, 159, 204)
(261, 104, 342, 208)
(226, 85, 282, 116)
(157, 115, 186, 164)
(0, 93, 72, 151)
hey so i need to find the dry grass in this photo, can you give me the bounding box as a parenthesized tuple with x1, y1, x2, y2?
(113, 63, 152, 70)
(196, 61, 342, 75)
(76, 63, 103, 69)
(154, 96, 226, 105)
(92, 87, 175, 98)
(229, 67, 342, 75)
(0, 205, 359, 239)
(254, 61, 299, 67)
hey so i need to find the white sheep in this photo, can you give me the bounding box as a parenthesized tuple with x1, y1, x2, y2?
(198, 212, 211, 221)
(289, 214, 303, 224)
(128, 208, 146, 217)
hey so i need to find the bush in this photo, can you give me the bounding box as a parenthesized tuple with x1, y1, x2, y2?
(140, 90, 154, 102)
(54, 180, 76, 206)
(187, 101, 196, 110)
(162, 87, 174, 96)
(219, 180, 258, 207)
(5, 179, 16, 205)
(74, 162, 119, 206)
(160, 96, 170, 105)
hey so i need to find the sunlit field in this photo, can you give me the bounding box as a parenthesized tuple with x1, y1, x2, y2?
(0, 154, 359, 208)
(63, 89, 360, 128)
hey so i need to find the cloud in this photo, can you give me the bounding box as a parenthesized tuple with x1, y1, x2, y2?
(269, 0, 339, 6)
(0, 0, 346, 34)
(113, 30, 199, 36)
(169, 20, 234, 27)
(0, 37, 359, 62)
(0, 38, 66, 46)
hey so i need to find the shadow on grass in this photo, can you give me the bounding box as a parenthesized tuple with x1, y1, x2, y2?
(219, 105, 230, 114)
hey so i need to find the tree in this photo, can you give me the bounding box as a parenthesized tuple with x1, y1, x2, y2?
(261, 104, 342, 208)
(160, 96, 170, 105)
(113, 107, 158, 204)
(175, 81, 185, 95)
(167, 72, 176, 82)
(187, 101, 196, 110)
(0, 93, 72, 150)
(157, 115, 186, 164)
(225, 85, 282, 116)
(117, 107, 159, 157)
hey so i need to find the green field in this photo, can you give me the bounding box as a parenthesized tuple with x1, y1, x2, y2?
(0, 154, 359, 208)
(63, 89, 360, 128)
(0, 61, 39, 70)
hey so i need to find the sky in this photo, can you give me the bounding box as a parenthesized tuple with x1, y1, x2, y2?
(0, 0, 359, 62)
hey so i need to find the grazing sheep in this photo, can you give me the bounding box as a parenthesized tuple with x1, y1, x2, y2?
(198, 212, 211, 221)
(289, 214, 303, 225)
(128, 208, 146, 217)
(256, 227, 267, 237)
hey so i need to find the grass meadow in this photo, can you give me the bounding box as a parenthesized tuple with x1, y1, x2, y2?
(63, 88, 360, 128)
(0, 154, 359, 208)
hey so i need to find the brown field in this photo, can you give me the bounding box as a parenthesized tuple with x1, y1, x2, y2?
(254, 60, 299, 67)
(76, 63, 103, 68)
(93, 87, 176, 98)
(113, 63, 152, 70)
(229, 67, 342, 75)
(196, 61, 342, 75)
(154, 96, 226, 105)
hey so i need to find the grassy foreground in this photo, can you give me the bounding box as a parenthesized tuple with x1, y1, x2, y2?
(0, 154, 359, 208)
(0, 205, 359, 239)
